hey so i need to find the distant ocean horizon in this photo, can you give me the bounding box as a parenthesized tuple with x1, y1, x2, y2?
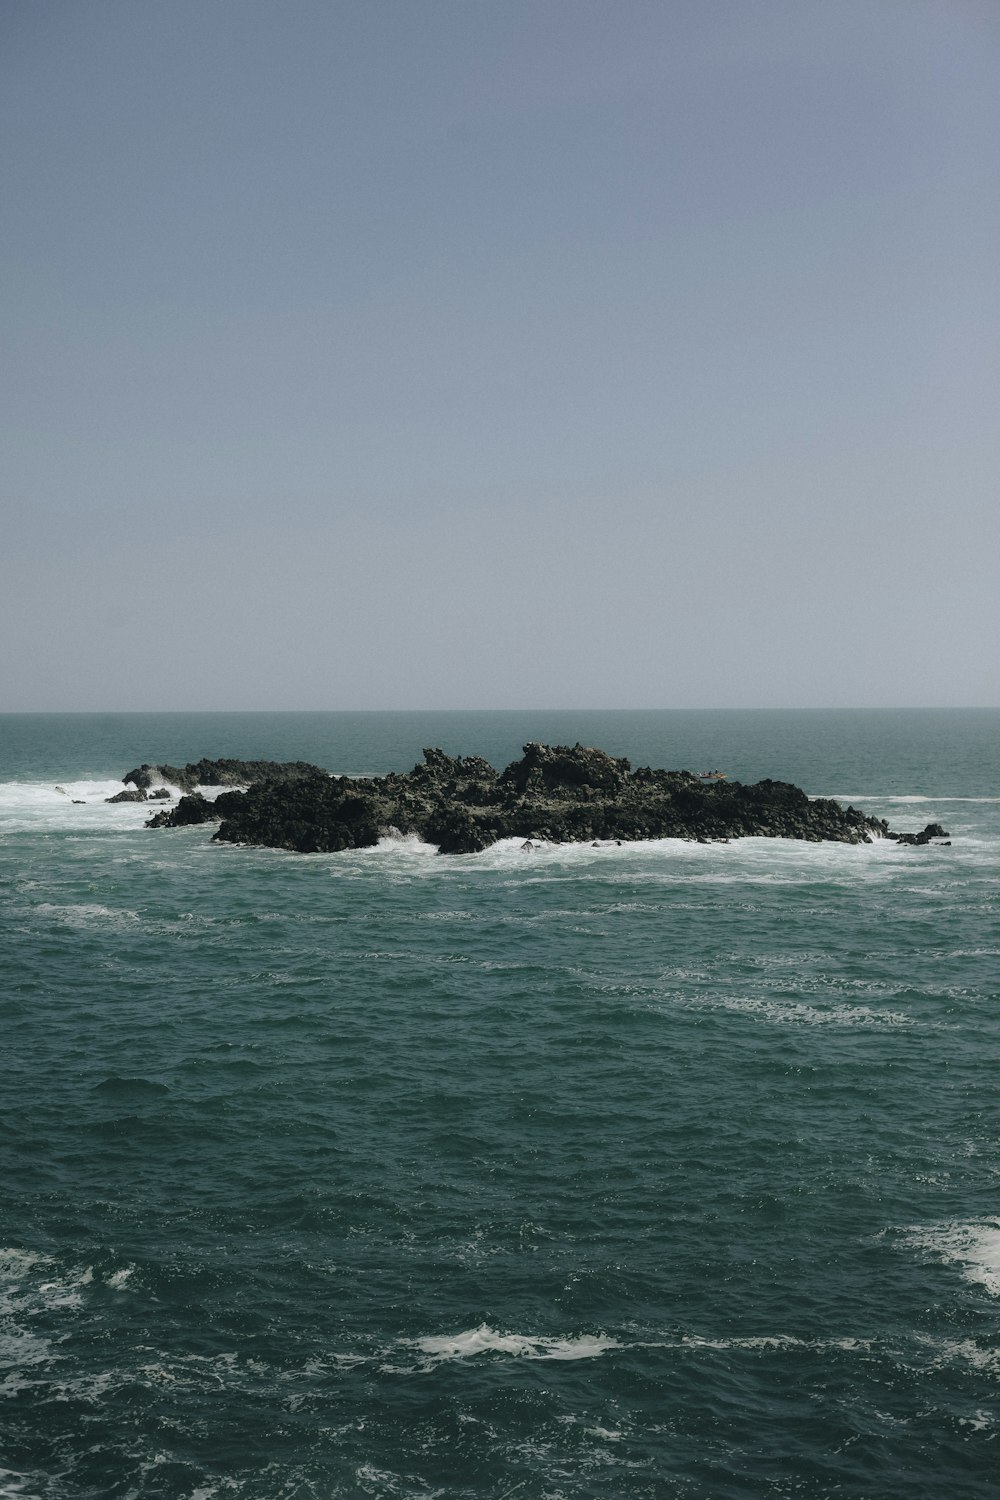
(2, 708, 998, 1498)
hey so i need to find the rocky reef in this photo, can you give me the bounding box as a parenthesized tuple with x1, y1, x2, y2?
(135, 742, 949, 854)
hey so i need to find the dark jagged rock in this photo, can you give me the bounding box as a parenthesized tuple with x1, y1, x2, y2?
(890, 822, 951, 846)
(123, 764, 191, 792)
(133, 741, 937, 854)
(500, 741, 630, 795)
(124, 759, 325, 794)
(106, 787, 147, 803)
(145, 793, 221, 829)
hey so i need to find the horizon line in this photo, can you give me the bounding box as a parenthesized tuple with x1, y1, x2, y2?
(2, 705, 998, 717)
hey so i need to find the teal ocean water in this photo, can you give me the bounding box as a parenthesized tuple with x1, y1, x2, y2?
(2, 710, 998, 1499)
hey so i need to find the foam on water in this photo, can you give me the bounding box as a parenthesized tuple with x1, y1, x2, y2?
(0, 777, 237, 835)
(0, 1249, 44, 1280)
(827, 795, 1000, 805)
(688, 994, 913, 1027)
(358, 833, 903, 882)
(0, 1252, 58, 1382)
(405, 1325, 620, 1365)
(371, 831, 439, 857)
(902, 1220, 1000, 1296)
(33, 901, 143, 930)
(911, 1336, 1000, 1377)
(392, 1328, 887, 1378)
(0, 1471, 44, 1500)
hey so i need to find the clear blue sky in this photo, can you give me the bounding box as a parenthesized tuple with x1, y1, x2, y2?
(2, 0, 998, 709)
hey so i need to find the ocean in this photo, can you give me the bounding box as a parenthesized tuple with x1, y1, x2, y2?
(1, 709, 998, 1499)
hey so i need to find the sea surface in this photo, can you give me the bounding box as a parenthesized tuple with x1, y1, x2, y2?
(1, 709, 998, 1500)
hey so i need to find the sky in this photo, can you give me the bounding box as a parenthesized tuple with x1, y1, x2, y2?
(2, 0, 998, 711)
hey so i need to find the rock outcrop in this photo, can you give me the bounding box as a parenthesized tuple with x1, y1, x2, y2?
(892, 822, 949, 846)
(134, 742, 947, 854)
(123, 758, 326, 794)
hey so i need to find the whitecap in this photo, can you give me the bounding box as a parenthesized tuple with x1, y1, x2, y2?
(826, 795, 1000, 805)
(0, 778, 165, 832)
(0, 1326, 53, 1374)
(0, 1470, 45, 1500)
(0, 1249, 44, 1281)
(909, 1335, 1000, 1375)
(371, 832, 438, 856)
(901, 1219, 1000, 1296)
(685, 995, 912, 1028)
(405, 1324, 619, 1365)
(633, 1332, 873, 1355)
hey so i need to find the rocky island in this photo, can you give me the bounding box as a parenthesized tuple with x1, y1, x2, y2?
(118, 744, 948, 854)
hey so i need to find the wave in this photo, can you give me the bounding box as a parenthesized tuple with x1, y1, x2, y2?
(0, 778, 233, 835)
(0, 1470, 45, 1500)
(900, 1219, 1000, 1296)
(686, 995, 914, 1028)
(357, 833, 900, 872)
(825, 795, 1000, 805)
(397, 1326, 880, 1371)
(404, 1324, 620, 1365)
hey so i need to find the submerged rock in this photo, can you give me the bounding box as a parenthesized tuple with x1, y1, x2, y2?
(134, 742, 929, 854)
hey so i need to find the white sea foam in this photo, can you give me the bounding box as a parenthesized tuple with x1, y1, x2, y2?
(0, 1251, 59, 1378)
(34, 1274, 85, 1311)
(687, 995, 912, 1028)
(394, 1327, 874, 1376)
(0, 1470, 44, 1500)
(0, 1249, 132, 1362)
(636, 1333, 871, 1355)
(902, 1219, 1000, 1296)
(826, 795, 1000, 805)
(424, 834, 897, 875)
(34, 902, 142, 930)
(0, 1249, 44, 1281)
(406, 1325, 620, 1365)
(371, 831, 438, 856)
(0, 774, 251, 838)
(961, 1409, 995, 1431)
(0, 1325, 52, 1375)
(0, 778, 161, 833)
(910, 1335, 1000, 1376)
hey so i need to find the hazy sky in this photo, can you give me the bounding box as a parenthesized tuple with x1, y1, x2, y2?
(3, 0, 998, 710)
